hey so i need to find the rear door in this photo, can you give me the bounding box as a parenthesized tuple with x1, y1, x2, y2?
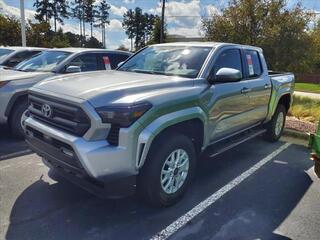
(207, 47, 253, 142)
(242, 49, 271, 125)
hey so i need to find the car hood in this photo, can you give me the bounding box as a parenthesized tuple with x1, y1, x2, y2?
(0, 69, 52, 82)
(33, 70, 196, 107)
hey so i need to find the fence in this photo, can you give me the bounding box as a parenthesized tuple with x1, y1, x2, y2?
(295, 74, 320, 84)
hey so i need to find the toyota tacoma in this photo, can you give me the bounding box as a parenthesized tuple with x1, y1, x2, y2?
(24, 42, 294, 207)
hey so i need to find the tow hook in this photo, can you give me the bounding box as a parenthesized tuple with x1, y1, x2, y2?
(309, 120, 320, 178)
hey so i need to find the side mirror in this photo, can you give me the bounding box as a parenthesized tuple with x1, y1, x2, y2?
(117, 61, 125, 68)
(65, 65, 81, 73)
(209, 68, 242, 83)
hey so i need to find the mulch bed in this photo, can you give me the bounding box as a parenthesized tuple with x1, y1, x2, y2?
(285, 116, 318, 134)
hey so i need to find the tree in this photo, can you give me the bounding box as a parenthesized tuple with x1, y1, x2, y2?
(149, 15, 166, 44)
(123, 8, 159, 50)
(117, 44, 129, 51)
(51, 0, 69, 32)
(202, 0, 313, 73)
(0, 15, 22, 46)
(71, 0, 85, 45)
(34, 0, 53, 23)
(95, 0, 110, 48)
(83, 0, 97, 38)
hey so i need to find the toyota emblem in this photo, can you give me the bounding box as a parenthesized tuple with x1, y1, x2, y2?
(41, 104, 53, 118)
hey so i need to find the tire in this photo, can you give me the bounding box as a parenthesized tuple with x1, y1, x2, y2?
(9, 100, 28, 139)
(264, 104, 286, 142)
(137, 132, 197, 207)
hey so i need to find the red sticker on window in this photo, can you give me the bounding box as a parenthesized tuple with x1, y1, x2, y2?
(103, 56, 111, 70)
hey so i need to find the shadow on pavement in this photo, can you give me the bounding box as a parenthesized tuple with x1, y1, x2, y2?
(4, 140, 315, 240)
(0, 124, 31, 160)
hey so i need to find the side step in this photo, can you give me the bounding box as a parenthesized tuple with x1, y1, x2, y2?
(206, 128, 267, 158)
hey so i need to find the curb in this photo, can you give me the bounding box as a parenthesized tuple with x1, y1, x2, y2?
(283, 128, 309, 140)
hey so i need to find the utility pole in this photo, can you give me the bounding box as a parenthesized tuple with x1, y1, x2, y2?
(160, 0, 166, 43)
(20, 0, 26, 47)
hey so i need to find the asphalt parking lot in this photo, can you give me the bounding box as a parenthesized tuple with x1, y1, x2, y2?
(1, 125, 320, 240)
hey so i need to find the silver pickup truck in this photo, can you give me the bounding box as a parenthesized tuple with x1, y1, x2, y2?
(25, 42, 294, 207)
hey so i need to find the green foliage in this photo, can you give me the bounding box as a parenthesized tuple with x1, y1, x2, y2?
(294, 83, 320, 94)
(95, 0, 110, 47)
(289, 95, 320, 123)
(202, 0, 315, 73)
(117, 44, 129, 51)
(0, 14, 101, 48)
(123, 8, 160, 50)
(0, 15, 21, 46)
(148, 16, 167, 44)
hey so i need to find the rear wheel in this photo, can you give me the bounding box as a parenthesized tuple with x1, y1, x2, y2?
(9, 100, 28, 139)
(137, 132, 196, 207)
(264, 104, 286, 142)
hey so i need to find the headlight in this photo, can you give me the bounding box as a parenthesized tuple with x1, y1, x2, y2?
(96, 102, 152, 127)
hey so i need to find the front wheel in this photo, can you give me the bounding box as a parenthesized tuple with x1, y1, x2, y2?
(137, 133, 196, 207)
(9, 100, 28, 139)
(264, 104, 286, 142)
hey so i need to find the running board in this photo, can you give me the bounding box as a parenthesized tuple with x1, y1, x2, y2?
(207, 129, 267, 158)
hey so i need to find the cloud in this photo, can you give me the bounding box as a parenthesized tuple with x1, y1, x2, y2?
(0, 0, 35, 21)
(168, 21, 203, 37)
(107, 19, 123, 31)
(205, 4, 220, 16)
(110, 5, 127, 16)
(123, 0, 135, 3)
(150, 0, 201, 27)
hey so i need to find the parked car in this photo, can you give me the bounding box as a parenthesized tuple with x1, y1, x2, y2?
(24, 42, 294, 207)
(0, 46, 46, 69)
(0, 48, 132, 138)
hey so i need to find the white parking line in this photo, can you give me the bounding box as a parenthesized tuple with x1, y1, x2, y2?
(0, 149, 32, 160)
(150, 142, 291, 240)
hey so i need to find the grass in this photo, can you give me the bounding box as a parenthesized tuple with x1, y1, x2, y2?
(288, 95, 320, 123)
(294, 83, 320, 94)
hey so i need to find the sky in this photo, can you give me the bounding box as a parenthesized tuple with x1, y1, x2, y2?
(1, 0, 320, 50)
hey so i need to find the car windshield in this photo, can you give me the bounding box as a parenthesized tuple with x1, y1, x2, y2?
(118, 46, 212, 78)
(0, 48, 14, 60)
(14, 50, 71, 72)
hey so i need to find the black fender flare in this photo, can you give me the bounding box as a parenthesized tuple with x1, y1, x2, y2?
(5, 91, 28, 117)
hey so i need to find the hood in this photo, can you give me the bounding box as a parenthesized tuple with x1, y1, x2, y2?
(0, 69, 52, 82)
(33, 70, 195, 107)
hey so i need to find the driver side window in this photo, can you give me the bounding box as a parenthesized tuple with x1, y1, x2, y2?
(67, 53, 98, 72)
(214, 49, 243, 77)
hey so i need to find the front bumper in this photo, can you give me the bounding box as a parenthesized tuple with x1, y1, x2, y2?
(25, 117, 138, 197)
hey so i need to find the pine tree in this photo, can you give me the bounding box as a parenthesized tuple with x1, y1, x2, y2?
(95, 0, 110, 48)
(51, 0, 69, 32)
(34, 0, 53, 23)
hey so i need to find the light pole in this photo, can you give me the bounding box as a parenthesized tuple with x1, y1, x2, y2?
(20, 0, 26, 47)
(160, 0, 166, 43)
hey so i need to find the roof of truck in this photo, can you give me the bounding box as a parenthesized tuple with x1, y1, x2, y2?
(0, 46, 47, 51)
(152, 42, 263, 52)
(55, 48, 132, 55)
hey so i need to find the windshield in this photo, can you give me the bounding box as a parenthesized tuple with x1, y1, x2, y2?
(14, 51, 71, 72)
(119, 46, 212, 78)
(0, 48, 14, 61)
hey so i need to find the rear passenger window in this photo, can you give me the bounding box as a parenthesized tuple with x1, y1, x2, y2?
(245, 50, 262, 77)
(68, 53, 98, 72)
(100, 53, 130, 69)
(214, 49, 242, 76)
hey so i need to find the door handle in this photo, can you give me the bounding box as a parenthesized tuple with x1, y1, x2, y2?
(241, 87, 252, 94)
(264, 84, 272, 89)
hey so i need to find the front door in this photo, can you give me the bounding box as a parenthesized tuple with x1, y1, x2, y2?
(207, 48, 252, 142)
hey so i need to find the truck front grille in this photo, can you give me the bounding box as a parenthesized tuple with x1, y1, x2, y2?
(28, 94, 90, 137)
